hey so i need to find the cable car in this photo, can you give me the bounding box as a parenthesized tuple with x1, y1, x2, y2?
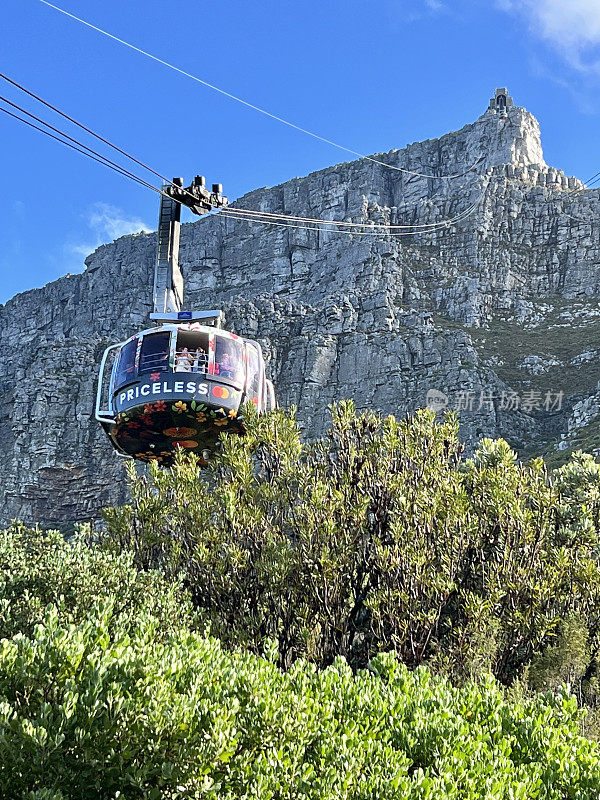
(94, 176, 276, 465)
(96, 320, 275, 464)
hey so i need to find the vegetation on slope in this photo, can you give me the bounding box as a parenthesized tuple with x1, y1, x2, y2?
(1, 525, 600, 799)
(4, 404, 600, 796)
(103, 403, 600, 696)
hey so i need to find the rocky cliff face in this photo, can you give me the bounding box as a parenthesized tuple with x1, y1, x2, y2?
(2, 94, 599, 527)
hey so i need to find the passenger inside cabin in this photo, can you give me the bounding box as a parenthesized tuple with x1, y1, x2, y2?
(175, 347, 192, 372)
(214, 336, 243, 383)
(192, 347, 207, 374)
(217, 351, 234, 379)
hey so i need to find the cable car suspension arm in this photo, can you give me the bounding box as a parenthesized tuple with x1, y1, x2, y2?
(153, 176, 227, 315)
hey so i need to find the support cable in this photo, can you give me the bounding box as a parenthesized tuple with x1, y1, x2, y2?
(0, 74, 483, 233)
(34, 0, 484, 181)
(583, 170, 600, 186)
(0, 105, 166, 197)
(219, 200, 481, 237)
(0, 71, 181, 190)
(0, 93, 171, 197)
(218, 198, 481, 230)
(1, 100, 481, 237)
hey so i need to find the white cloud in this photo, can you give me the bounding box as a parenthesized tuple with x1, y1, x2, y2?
(69, 242, 96, 258)
(87, 203, 151, 241)
(67, 203, 151, 261)
(385, 0, 448, 25)
(499, 0, 600, 73)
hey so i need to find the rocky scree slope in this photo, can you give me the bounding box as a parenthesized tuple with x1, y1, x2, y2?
(1, 96, 599, 526)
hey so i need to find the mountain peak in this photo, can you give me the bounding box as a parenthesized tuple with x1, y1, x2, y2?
(478, 87, 545, 168)
(373, 88, 546, 187)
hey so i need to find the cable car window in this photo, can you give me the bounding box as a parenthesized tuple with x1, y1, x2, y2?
(114, 339, 138, 389)
(139, 332, 170, 374)
(214, 336, 244, 386)
(245, 343, 263, 404)
(175, 331, 209, 374)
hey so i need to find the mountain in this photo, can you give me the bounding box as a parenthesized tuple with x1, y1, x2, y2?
(2, 88, 599, 527)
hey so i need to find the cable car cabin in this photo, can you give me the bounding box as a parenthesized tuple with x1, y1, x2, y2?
(95, 324, 275, 465)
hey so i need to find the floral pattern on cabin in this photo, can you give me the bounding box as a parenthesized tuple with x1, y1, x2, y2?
(113, 400, 243, 463)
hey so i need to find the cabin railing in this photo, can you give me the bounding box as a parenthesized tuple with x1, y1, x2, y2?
(95, 343, 122, 423)
(139, 352, 169, 373)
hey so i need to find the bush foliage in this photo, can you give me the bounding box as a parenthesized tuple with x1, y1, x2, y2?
(0, 523, 194, 642)
(103, 403, 600, 692)
(5, 405, 600, 795)
(1, 531, 599, 798)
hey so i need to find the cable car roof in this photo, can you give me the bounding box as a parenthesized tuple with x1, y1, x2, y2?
(118, 323, 245, 347)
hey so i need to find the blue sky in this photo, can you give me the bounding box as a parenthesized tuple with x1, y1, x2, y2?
(1, 0, 600, 304)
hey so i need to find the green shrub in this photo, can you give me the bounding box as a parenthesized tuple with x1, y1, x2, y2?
(0, 522, 194, 641)
(1, 598, 599, 799)
(101, 403, 600, 688)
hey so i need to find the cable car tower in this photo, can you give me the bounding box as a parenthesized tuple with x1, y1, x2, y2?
(95, 176, 276, 465)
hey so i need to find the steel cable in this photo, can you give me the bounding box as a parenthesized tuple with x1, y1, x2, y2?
(0, 105, 167, 197)
(34, 0, 485, 181)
